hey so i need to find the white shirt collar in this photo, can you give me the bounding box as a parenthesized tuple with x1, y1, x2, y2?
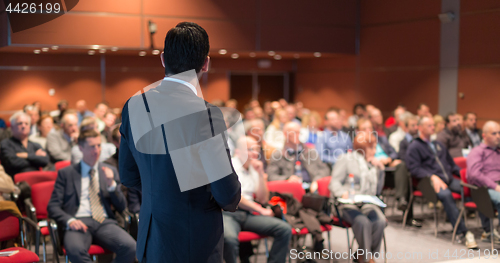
(163, 76, 197, 95)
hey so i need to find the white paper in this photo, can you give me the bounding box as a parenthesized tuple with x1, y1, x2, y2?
(338, 195, 387, 208)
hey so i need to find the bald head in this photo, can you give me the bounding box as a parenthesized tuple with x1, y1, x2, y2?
(283, 122, 301, 146)
(482, 121, 500, 148)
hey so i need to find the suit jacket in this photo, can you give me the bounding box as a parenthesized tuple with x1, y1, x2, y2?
(436, 127, 471, 158)
(119, 78, 241, 263)
(46, 129, 74, 163)
(0, 137, 49, 177)
(267, 144, 330, 181)
(47, 162, 126, 231)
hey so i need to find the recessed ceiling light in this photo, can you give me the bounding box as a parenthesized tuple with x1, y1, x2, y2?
(111, 47, 118, 52)
(41, 47, 49, 52)
(92, 45, 99, 50)
(219, 49, 227, 55)
(268, 51, 276, 56)
(152, 50, 160, 55)
(51, 46, 59, 50)
(231, 53, 239, 59)
(99, 49, 106, 54)
(33, 49, 41, 54)
(293, 54, 300, 59)
(249, 52, 256, 58)
(313, 52, 321, 57)
(139, 51, 147, 56)
(88, 50, 95, 55)
(22, 66, 28, 71)
(274, 54, 282, 60)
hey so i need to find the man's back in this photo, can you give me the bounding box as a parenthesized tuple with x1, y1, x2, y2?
(119, 82, 241, 263)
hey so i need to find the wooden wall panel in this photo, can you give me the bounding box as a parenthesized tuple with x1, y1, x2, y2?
(361, 0, 440, 25)
(460, 12, 500, 65)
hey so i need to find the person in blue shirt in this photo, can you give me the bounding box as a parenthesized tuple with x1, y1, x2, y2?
(315, 108, 352, 170)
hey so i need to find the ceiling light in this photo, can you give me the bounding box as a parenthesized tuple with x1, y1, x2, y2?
(92, 45, 99, 50)
(274, 54, 282, 60)
(268, 51, 276, 56)
(219, 49, 227, 55)
(231, 53, 239, 59)
(99, 49, 106, 54)
(152, 50, 160, 55)
(313, 52, 321, 57)
(51, 46, 59, 50)
(33, 49, 41, 54)
(249, 52, 256, 58)
(139, 51, 147, 56)
(88, 50, 95, 55)
(111, 47, 118, 52)
(293, 54, 300, 59)
(41, 47, 49, 52)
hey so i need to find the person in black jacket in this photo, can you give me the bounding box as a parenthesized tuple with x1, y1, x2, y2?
(406, 116, 478, 249)
(0, 111, 49, 177)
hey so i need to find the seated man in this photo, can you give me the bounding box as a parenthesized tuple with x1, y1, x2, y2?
(315, 108, 352, 169)
(267, 122, 330, 192)
(223, 136, 291, 263)
(71, 117, 116, 164)
(388, 111, 412, 152)
(47, 130, 136, 263)
(407, 116, 477, 248)
(245, 118, 275, 171)
(46, 112, 79, 163)
(467, 121, 500, 243)
(0, 112, 49, 177)
(464, 112, 482, 148)
(436, 112, 471, 157)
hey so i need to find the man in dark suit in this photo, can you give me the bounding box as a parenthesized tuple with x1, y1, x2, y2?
(119, 22, 241, 263)
(47, 129, 136, 263)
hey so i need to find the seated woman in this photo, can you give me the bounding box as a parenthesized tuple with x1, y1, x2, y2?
(329, 133, 386, 263)
(264, 109, 289, 150)
(299, 111, 322, 146)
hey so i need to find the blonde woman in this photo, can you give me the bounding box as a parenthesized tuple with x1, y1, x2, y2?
(264, 109, 289, 150)
(431, 114, 445, 141)
(299, 111, 322, 146)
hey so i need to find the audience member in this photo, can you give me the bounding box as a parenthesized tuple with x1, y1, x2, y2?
(46, 113, 79, 163)
(94, 102, 108, 133)
(278, 98, 288, 108)
(263, 101, 274, 122)
(357, 118, 400, 167)
(329, 133, 387, 263)
(71, 117, 116, 164)
(295, 101, 305, 121)
(316, 108, 352, 169)
(385, 105, 406, 132)
(436, 113, 471, 157)
(0, 112, 49, 177)
(406, 116, 477, 248)
(264, 109, 289, 151)
(51, 100, 69, 125)
(252, 106, 269, 126)
(369, 108, 392, 138)
(417, 103, 432, 119)
(432, 114, 445, 141)
(285, 104, 301, 125)
(267, 122, 329, 192)
(223, 136, 291, 263)
(464, 112, 482, 147)
(348, 103, 366, 128)
(47, 129, 136, 263)
(398, 115, 419, 163)
(243, 108, 256, 121)
(246, 118, 275, 170)
(389, 111, 412, 152)
(299, 111, 322, 145)
(102, 112, 117, 143)
(467, 121, 500, 243)
(29, 114, 54, 149)
(76, 100, 95, 125)
(24, 105, 40, 136)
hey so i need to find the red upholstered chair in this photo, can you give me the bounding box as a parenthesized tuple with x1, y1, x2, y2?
(54, 160, 71, 172)
(238, 231, 268, 263)
(452, 169, 480, 244)
(453, 157, 467, 170)
(14, 171, 57, 186)
(24, 181, 55, 262)
(0, 211, 40, 263)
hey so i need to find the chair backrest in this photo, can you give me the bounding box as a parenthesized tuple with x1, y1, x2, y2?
(31, 181, 55, 220)
(460, 168, 471, 197)
(454, 157, 467, 170)
(14, 171, 57, 186)
(316, 176, 331, 197)
(267, 181, 305, 202)
(0, 211, 20, 242)
(55, 160, 71, 172)
(470, 186, 496, 219)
